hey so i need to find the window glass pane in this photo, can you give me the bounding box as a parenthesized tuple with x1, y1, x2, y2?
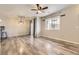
(45, 16, 60, 30)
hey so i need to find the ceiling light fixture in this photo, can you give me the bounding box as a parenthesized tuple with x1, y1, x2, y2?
(18, 16, 25, 23)
(31, 4, 48, 14)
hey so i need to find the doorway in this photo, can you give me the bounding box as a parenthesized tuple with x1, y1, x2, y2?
(29, 18, 36, 38)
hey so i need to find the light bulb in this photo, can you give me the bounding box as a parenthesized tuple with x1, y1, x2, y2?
(38, 10, 42, 14)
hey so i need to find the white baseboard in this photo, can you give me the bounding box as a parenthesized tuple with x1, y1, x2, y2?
(41, 35, 79, 45)
(8, 34, 29, 38)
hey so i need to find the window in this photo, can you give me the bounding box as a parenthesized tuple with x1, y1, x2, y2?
(45, 16, 60, 30)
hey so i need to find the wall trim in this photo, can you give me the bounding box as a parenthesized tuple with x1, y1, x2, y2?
(8, 34, 29, 38)
(40, 35, 79, 45)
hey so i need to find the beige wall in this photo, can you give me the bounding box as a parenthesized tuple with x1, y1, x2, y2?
(40, 5, 79, 44)
(0, 16, 30, 37)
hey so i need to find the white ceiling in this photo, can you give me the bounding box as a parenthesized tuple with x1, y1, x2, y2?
(0, 4, 70, 17)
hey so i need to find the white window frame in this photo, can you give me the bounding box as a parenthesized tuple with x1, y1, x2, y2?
(45, 16, 60, 30)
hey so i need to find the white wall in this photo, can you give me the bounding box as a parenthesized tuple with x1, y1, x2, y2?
(30, 19, 34, 36)
(40, 5, 79, 44)
(35, 17, 41, 37)
(0, 16, 30, 37)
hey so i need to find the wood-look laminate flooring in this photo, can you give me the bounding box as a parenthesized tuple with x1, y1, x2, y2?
(0, 36, 79, 55)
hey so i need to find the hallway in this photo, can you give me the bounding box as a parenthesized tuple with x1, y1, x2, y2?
(0, 36, 79, 55)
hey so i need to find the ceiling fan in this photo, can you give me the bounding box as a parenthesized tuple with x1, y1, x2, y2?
(31, 4, 48, 14)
